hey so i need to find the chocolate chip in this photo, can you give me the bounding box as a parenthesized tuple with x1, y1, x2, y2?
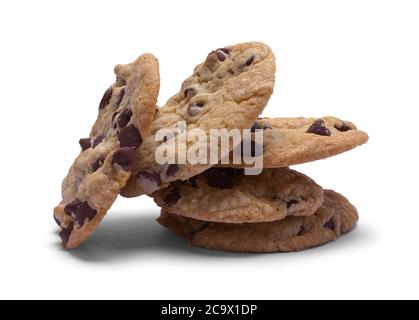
(213, 48, 231, 62)
(92, 135, 104, 148)
(92, 156, 106, 172)
(112, 147, 136, 170)
(251, 122, 264, 132)
(219, 48, 230, 55)
(297, 226, 305, 236)
(117, 108, 133, 129)
(64, 200, 96, 227)
(335, 122, 353, 132)
(59, 223, 73, 245)
(184, 87, 197, 100)
(64, 200, 82, 216)
(115, 87, 126, 106)
(324, 219, 335, 230)
(251, 121, 272, 132)
(118, 124, 142, 148)
(166, 164, 179, 177)
(79, 138, 92, 151)
(215, 50, 227, 62)
(164, 186, 181, 206)
(186, 177, 198, 188)
(53, 215, 61, 227)
(287, 200, 299, 209)
(188, 101, 205, 117)
(99, 87, 113, 111)
(241, 140, 263, 158)
(306, 119, 331, 136)
(137, 170, 161, 186)
(245, 56, 255, 67)
(206, 169, 234, 189)
(73, 201, 97, 227)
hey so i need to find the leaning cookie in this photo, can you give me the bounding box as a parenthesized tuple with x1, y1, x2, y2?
(157, 190, 358, 253)
(121, 42, 276, 197)
(153, 168, 324, 223)
(54, 54, 160, 249)
(218, 117, 369, 168)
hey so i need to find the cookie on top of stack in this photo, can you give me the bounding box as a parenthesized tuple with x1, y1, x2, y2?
(54, 41, 368, 252)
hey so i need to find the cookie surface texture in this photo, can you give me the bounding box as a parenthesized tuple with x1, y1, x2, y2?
(153, 168, 324, 223)
(218, 116, 369, 168)
(121, 42, 276, 197)
(157, 190, 358, 253)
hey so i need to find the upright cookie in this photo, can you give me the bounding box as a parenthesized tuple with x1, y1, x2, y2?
(54, 54, 160, 249)
(121, 42, 276, 197)
(153, 168, 324, 223)
(218, 117, 369, 168)
(158, 190, 358, 253)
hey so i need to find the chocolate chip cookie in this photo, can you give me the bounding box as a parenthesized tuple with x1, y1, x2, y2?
(54, 54, 160, 249)
(120, 42, 276, 197)
(157, 190, 358, 253)
(218, 117, 369, 168)
(153, 168, 324, 223)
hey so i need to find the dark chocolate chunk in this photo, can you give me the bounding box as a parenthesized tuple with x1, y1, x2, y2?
(324, 219, 335, 230)
(73, 201, 97, 227)
(64, 200, 82, 216)
(219, 48, 230, 55)
(118, 124, 142, 148)
(245, 56, 255, 66)
(166, 164, 179, 177)
(335, 122, 353, 132)
(79, 138, 92, 151)
(186, 177, 198, 188)
(164, 186, 181, 206)
(59, 223, 74, 245)
(251, 122, 264, 132)
(306, 119, 331, 136)
(215, 50, 227, 62)
(242, 140, 263, 158)
(112, 147, 136, 170)
(117, 108, 133, 129)
(99, 87, 113, 110)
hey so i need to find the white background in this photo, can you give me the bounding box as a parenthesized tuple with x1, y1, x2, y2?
(0, 0, 418, 300)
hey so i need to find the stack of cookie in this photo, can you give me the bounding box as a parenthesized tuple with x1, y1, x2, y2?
(54, 41, 368, 253)
(154, 117, 368, 252)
